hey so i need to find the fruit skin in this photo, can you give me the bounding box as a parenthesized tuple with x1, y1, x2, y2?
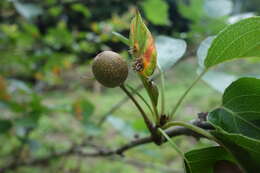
(92, 51, 128, 88)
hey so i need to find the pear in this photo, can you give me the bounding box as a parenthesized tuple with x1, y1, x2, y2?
(92, 51, 128, 88)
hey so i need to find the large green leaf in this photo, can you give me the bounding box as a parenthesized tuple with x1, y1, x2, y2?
(208, 77, 260, 172)
(184, 146, 241, 173)
(156, 36, 187, 72)
(142, 0, 170, 25)
(197, 36, 260, 93)
(208, 78, 260, 139)
(204, 17, 260, 68)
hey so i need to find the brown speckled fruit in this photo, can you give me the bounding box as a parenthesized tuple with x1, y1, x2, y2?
(92, 51, 128, 88)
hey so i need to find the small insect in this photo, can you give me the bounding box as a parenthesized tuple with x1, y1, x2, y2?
(132, 57, 144, 72)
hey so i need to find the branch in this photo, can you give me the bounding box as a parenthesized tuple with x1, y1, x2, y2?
(0, 119, 213, 173)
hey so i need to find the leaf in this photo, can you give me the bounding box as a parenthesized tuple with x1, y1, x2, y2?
(112, 32, 129, 46)
(204, 0, 233, 18)
(142, 0, 170, 25)
(72, 99, 95, 124)
(129, 11, 157, 77)
(197, 36, 259, 93)
(208, 77, 260, 172)
(0, 120, 12, 134)
(13, 1, 43, 19)
(204, 17, 260, 68)
(184, 146, 240, 173)
(211, 131, 260, 172)
(156, 36, 187, 71)
(208, 77, 260, 139)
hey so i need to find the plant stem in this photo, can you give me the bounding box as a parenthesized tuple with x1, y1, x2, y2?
(170, 69, 207, 119)
(162, 121, 216, 141)
(120, 84, 154, 133)
(158, 128, 191, 172)
(159, 68, 165, 115)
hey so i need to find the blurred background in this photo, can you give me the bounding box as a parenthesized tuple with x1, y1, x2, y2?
(0, 0, 260, 172)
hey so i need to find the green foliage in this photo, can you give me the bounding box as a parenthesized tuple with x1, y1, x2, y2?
(207, 78, 260, 172)
(205, 17, 260, 68)
(142, 0, 170, 25)
(209, 78, 260, 139)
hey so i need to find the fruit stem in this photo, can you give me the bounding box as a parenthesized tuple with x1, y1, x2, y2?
(120, 84, 154, 134)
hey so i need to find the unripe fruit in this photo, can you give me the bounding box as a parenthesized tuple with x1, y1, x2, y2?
(92, 51, 128, 88)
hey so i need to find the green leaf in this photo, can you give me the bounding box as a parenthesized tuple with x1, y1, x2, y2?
(184, 146, 240, 173)
(130, 11, 157, 77)
(211, 131, 260, 172)
(112, 32, 129, 46)
(0, 120, 12, 134)
(208, 78, 260, 139)
(208, 78, 260, 172)
(197, 36, 236, 93)
(142, 0, 170, 25)
(197, 36, 260, 93)
(204, 17, 260, 68)
(156, 36, 187, 72)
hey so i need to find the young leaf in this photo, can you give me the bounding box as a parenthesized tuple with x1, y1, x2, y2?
(184, 146, 241, 173)
(156, 36, 187, 72)
(208, 77, 260, 139)
(204, 17, 260, 68)
(129, 11, 157, 77)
